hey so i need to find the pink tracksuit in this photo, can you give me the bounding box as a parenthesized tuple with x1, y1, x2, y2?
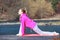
(19, 13, 36, 35)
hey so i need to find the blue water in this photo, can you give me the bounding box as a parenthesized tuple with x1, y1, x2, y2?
(0, 24, 60, 35)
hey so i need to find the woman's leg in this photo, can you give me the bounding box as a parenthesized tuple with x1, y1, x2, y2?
(33, 25, 43, 34)
(33, 25, 59, 35)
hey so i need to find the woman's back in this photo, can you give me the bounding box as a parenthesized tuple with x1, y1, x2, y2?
(20, 13, 36, 29)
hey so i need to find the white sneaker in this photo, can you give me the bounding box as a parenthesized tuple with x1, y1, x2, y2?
(16, 34, 22, 36)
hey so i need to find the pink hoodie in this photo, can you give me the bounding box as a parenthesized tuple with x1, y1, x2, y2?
(19, 13, 36, 35)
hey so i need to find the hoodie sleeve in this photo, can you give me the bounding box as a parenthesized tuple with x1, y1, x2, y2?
(20, 16, 25, 35)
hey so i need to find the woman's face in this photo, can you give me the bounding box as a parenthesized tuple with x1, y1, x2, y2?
(18, 9, 23, 15)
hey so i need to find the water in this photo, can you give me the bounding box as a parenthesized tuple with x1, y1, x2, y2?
(0, 24, 60, 35)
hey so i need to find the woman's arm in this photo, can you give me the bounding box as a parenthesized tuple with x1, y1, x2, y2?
(20, 17, 25, 35)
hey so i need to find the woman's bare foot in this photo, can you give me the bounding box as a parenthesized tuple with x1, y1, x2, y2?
(39, 32, 59, 36)
(53, 32, 59, 36)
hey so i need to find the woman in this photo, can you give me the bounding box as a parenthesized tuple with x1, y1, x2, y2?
(16, 8, 59, 36)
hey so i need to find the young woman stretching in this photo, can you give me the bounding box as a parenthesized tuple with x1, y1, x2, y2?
(16, 8, 59, 36)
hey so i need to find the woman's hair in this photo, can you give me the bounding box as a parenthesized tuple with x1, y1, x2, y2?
(20, 8, 27, 13)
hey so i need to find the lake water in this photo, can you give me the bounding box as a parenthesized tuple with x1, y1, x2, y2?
(0, 24, 60, 35)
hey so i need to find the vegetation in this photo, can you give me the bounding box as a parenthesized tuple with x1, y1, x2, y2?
(0, 0, 60, 22)
(51, 0, 60, 11)
(27, 0, 55, 19)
